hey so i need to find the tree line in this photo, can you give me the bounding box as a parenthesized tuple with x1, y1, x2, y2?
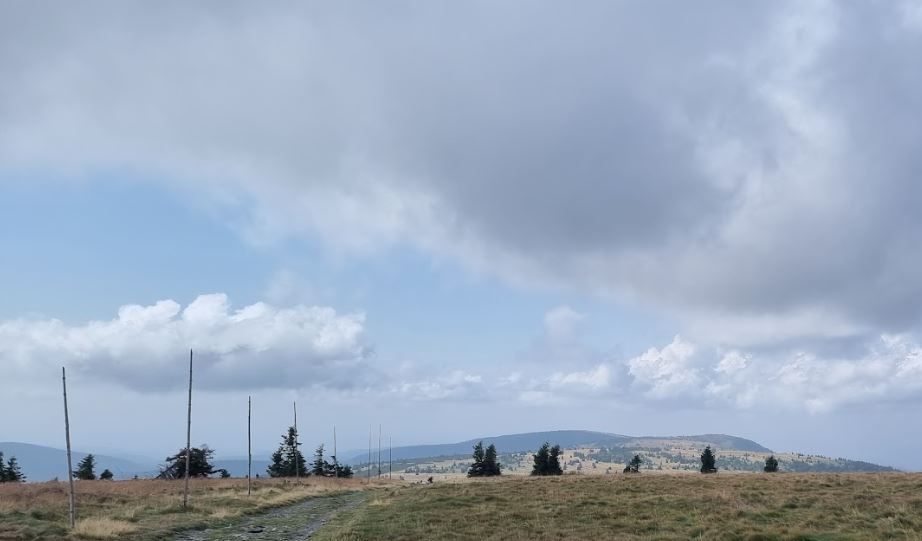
(153, 425, 354, 480)
(460, 442, 785, 479)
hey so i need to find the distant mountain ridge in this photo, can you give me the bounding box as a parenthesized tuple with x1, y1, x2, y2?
(0, 442, 155, 481)
(344, 430, 771, 463)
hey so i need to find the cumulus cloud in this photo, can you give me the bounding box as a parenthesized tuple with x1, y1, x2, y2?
(0, 294, 370, 391)
(2, 2, 922, 356)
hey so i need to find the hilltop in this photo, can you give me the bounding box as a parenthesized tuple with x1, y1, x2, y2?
(345, 430, 894, 475)
(345, 430, 769, 463)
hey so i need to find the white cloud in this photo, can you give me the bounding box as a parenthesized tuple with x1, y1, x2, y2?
(0, 294, 369, 391)
(628, 336, 700, 399)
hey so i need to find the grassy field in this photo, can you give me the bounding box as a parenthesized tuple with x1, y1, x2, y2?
(315, 473, 922, 540)
(0, 477, 368, 541)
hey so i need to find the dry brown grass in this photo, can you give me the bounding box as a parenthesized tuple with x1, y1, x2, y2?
(72, 518, 137, 539)
(316, 472, 922, 540)
(0, 476, 376, 541)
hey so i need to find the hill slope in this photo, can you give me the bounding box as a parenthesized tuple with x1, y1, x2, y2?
(345, 430, 766, 463)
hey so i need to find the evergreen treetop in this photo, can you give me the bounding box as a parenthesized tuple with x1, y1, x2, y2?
(2, 456, 25, 483)
(764, 455, 779, 473)
(531, 442, 563, 476)
(267, 426, 307, 478)
(158, 446, 219, 479)
(74, 454, 97, 480)
(468, 441, 501, 477)
(624, 454, 643, 473)
(700, 446, 718, 474)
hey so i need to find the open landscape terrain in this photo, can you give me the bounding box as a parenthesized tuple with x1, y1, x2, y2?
(4, 473, 922, 540)
(316, 473, 922, 541)
(0, 477, 369, 541)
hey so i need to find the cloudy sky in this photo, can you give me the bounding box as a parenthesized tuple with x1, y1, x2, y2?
(2, 1, 922, 469)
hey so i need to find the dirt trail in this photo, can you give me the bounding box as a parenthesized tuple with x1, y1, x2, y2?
(173, 491, 364, 541)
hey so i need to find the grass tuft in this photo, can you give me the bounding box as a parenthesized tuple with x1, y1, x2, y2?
(73, 518, 137, 539)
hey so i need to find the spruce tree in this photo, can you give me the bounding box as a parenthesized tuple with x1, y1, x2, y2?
(624, 454, 642, 473)
(0, 452, 6, 482)
(74, 454, 97, 480)
(531, 442, 562, 476)
(531, 443, 550, 475)
(547, 445, 563, 475)
(267, 426, 306, 478)
(159, 446, 218, 478)
(99, 469, 114, 480)
(700, 446, 717, 473)
(483, 444, 501, 476)
(4, 456, 24, 482)
(312, 444, 326, 476)
(468, 441, 486, 477)
(764, 455, 779, 473)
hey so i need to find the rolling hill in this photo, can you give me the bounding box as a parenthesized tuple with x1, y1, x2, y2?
(0, 442, 155, 481)
(344, 430, 769, 463)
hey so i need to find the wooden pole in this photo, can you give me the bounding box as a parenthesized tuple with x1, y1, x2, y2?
(333, 425, 338, 479)
(247, 396, 252, 496)
(377, 424, 382, 478)
(293, 401, 299, 482)
(62, 367, 76, 529)
(389, 436, 392, 479)
(183, 350, 192, 510)
(366, 425, 371, 483)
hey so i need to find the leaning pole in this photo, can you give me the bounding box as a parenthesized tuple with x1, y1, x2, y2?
(62, 367, 76, 529)
(183, 350, 193, 510)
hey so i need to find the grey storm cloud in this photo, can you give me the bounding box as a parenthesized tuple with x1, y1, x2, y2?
(2, 1, 922, 350)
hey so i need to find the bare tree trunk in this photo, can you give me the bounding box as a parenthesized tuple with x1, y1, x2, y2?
(389, 436, 392, 479)
(333, 425, 338, 479)
(247, 395, 252, 496)
(293, 401, 299, 482)
(183, 350, 192, 510)
(377, 425, 382, 478)
(62, 367, 76, 529)
(366, 425, 371, 483)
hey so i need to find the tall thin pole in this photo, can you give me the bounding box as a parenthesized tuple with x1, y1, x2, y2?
(247, 396, 252, 496)
(62, 367, 76, 529)
(377, 424, 382, 478)
(183, 350, 192, 510)
(333, 425, 338, 479)
(389, 436, 392, 479)
(366, 425, 372, 483)
(293, 402, 299, 482)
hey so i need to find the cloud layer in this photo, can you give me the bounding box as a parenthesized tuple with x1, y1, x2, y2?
(0, 294, 368, 391)
(2, 2, 922, 373)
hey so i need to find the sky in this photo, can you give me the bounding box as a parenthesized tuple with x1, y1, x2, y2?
(2, 1, 922, 469)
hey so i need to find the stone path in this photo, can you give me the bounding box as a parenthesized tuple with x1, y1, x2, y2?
(173, 491, 364, 541)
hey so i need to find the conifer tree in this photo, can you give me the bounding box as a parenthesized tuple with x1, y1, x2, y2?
(700, 446, 717, 473)
(74, 454, 97, 480)
(531, 442, 563, 476)
(159, 446, 218, 478)
(624, 454, 642, 473)
(268, 426, 307, 478)
(764, 455, 779, 473)
(468, 441, 486, 477)
(483, 444, 501, 476)
(0, 452, 6, 482)
(4, 456, 24, 482)
(531, 442, 550, 476)
(312, 444, 326, 476)
(99, 469, 114, 480)
(547, 445, 563, 475)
